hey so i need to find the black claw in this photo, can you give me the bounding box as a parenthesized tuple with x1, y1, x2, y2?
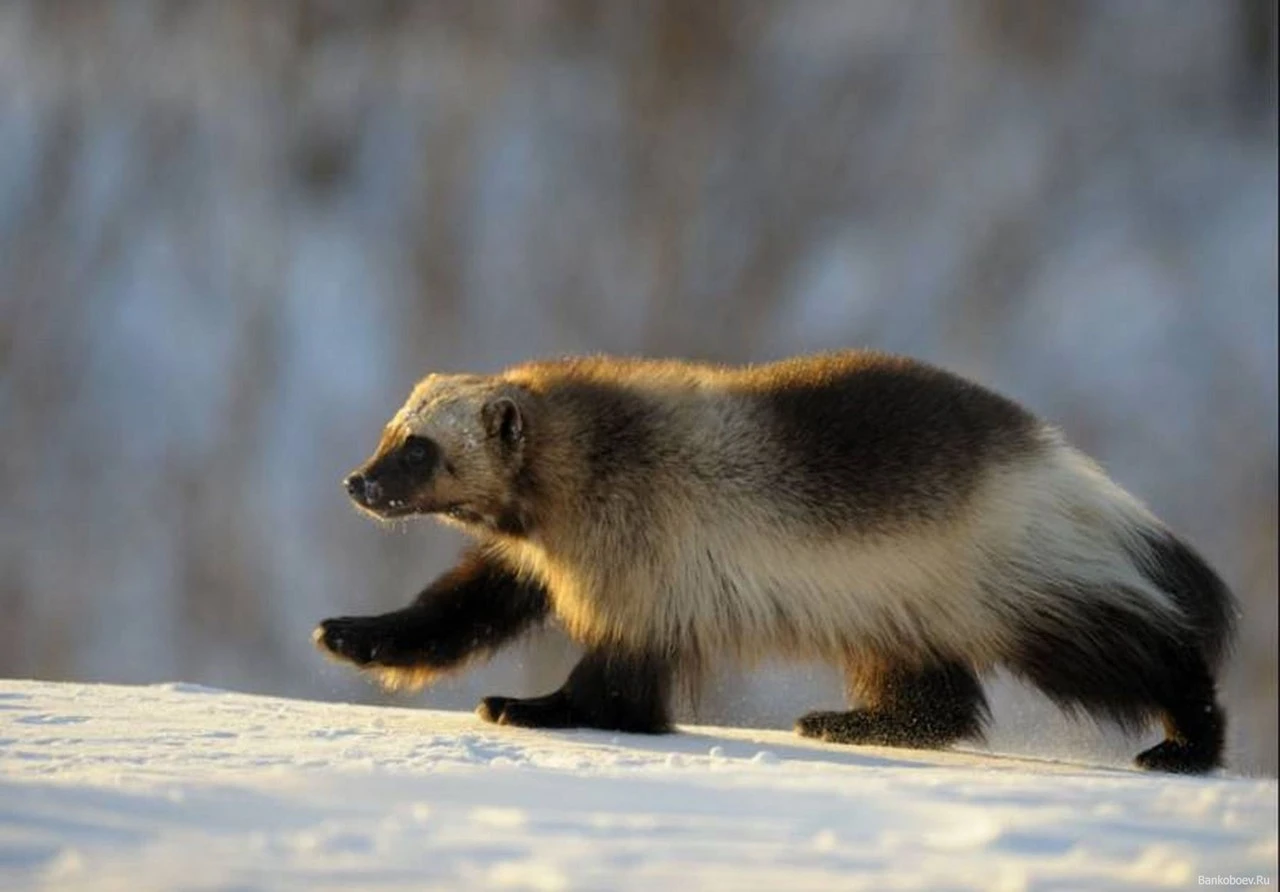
(475, 692, 575, 729)
(1135, 740, 1218, 774)
(477, 696, 512, 724)
(314, 616, 397, 667)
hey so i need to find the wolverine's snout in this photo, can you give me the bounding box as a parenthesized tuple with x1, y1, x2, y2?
(344, 471, 383, 509)
(344, 453, 436, 518)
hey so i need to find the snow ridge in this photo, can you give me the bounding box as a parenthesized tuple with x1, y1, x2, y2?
(1, 680, 1275, 890)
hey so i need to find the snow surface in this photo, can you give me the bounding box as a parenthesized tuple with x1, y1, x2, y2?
(1, 680, 1275, 891)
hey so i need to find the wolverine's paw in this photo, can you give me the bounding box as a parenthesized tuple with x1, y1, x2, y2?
(794, 708, 957, 749)
(476, 692, 574, 729)
(1134, 740, 1219, 775)
(313, 615, 419, 668)
(795, 709, 881, 744)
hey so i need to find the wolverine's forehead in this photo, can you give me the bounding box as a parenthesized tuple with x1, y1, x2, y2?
(388, 374, 492, 440)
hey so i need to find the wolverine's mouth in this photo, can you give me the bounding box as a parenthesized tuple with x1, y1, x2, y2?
(348, 485, 482, 526)
(380, 498, 421, 518)
(359, 499, 474, 522)
(350, 497, 424, 521)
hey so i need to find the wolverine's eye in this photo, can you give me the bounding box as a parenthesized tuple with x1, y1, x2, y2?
(401, 437, 435, 470)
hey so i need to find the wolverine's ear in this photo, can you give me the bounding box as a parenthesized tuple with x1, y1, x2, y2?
(482, 395, 523, 445)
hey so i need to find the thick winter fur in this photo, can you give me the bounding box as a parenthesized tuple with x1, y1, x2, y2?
(316, 351, 1237, 774)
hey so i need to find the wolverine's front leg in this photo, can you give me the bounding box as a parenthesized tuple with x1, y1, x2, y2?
(478, 648, 673, 734)
(314, 550, 548, 691)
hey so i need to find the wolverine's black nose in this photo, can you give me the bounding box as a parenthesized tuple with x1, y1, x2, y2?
(344, 472, 382, 506)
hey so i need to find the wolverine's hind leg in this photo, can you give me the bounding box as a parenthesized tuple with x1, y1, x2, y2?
(1134, 671, 1225, 775)
(478, 648, 673, 734)
(1124, 650, 1226, 775)
(1006, 601, 1227, 775)
(796, 655, 989, 749)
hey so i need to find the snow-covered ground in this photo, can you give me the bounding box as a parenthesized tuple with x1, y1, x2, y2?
(1, 680, 1275, 891)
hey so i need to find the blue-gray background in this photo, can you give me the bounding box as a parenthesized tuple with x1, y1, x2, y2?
(1, 1, 1275, 775)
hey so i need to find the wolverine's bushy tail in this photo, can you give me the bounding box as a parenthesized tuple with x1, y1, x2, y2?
(1130, 528, 1239, 670)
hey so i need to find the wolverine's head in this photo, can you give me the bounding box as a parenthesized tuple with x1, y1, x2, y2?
(344, 373, 535, 535)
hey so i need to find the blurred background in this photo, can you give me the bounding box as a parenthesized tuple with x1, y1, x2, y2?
(1, 1, 1275, 775)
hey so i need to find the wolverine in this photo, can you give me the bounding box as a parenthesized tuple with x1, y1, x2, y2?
(314, 351, 1237, 774)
